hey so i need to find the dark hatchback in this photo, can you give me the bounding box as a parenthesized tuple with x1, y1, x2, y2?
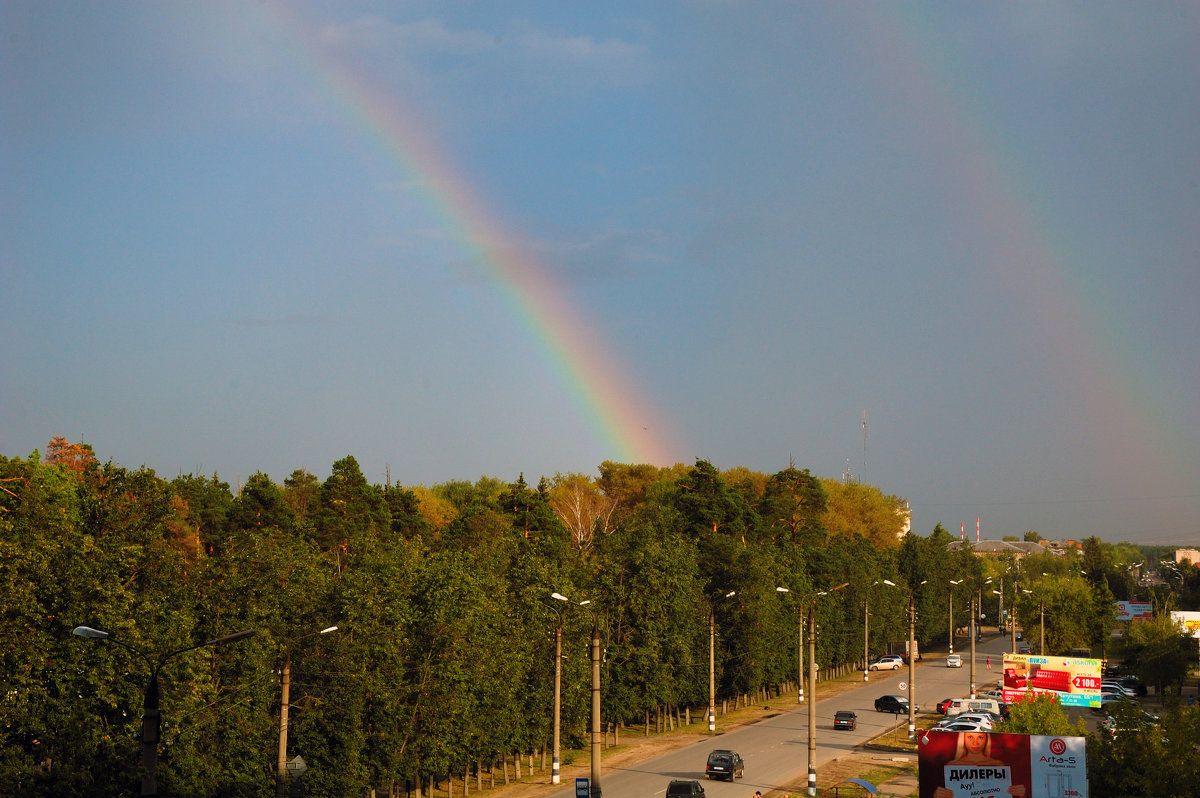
(667, 780, 706, 797)
(833, 710, 857, 730)
(705, 749, 744, 781)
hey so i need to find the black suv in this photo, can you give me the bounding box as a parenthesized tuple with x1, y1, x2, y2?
(874, 694, 916, 714)
(705, 749, 744, 780)
(667, 779, 706, 797)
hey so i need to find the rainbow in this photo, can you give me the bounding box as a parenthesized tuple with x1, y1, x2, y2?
(253, 3, 676, 467)
(856, 5, 1197, 504)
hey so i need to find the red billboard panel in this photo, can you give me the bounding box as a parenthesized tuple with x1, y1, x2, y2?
(918, 730, 1087, 798)
(1001, 654, 1102, 708)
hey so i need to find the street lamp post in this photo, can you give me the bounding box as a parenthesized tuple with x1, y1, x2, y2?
(906, 579, 925, 740)
(709, 591, 736, 730)
(73, 625, 257, 797)
(863, 597, 869, 682)
(969, 595, 977, 699)
(590, 614, 602, 798)
(549, 593, 591, 788)
(776, 587, 804, 702)
(278, 626, 338, 798)
(948, 579, 962, 655)
(806, 582, 849, 796)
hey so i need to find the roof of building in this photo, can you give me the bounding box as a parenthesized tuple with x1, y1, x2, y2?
(947, 539, 1045, 556)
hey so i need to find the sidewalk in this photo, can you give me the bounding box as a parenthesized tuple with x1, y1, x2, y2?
(875, 770, 919, 797)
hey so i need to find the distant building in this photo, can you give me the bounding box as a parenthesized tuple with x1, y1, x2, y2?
(1042, 539, 1083, 556)
(1176, 548, 1200, 566)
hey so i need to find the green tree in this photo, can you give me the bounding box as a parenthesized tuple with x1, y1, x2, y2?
(996, 694, 1084, 735)
(1122, 613, 1195, 694)
(1088, 701, 1200, 798)
(757, 465, 826, 546)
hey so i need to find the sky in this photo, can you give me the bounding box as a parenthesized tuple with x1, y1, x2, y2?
(3, 2, 1198, 546)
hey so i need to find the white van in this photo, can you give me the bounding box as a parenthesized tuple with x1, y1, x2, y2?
(946, 697, 1003, 717)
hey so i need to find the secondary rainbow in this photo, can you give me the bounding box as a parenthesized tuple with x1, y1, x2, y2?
(256, 3, 675, 466)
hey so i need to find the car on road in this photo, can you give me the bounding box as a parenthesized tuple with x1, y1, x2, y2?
(937, 697, 954, 714)
(667, 780, 706, 797)
(704, 749, 743, 781)
(833, 710, 857, 731)
(1015, 630, 1023, 640)
(875, 694, 916, 714)
(1018, 644, 1032, 655)
(868, 655, 905, 671)
(946, 653, 963, 668)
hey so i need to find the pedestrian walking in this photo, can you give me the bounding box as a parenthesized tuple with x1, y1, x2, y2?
(986, 655, 991, 668)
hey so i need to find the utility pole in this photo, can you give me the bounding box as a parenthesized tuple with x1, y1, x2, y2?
(969, 596, 977, 699)
(590, 620, 602, 798)
(807, 603, 817, 796)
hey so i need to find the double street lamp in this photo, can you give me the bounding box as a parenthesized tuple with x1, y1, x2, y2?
(549, 592, 602, 797)
(947, 579, 962, 655)
(277, 626, 339, 798)
(906, 580, 926, 740)
(780, 582, 849, 796)
(549, 592, 590, 786)
(863, 580, 898, 682)
(709, 591, 737, 729)
(73, 625, 257, 797)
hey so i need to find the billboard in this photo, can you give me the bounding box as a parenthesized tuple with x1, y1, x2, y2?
(918, 730, 1087, 798)
(1171, 610, 1200, 639)
(1115, 601, 1153, 621)
(1001, 654, 1102, 708)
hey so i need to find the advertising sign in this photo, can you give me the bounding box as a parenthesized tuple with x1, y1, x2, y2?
(918, 730, 1087, 798)
(1115, 601, 1153, 621)
(1001, 654, 1102, 708)
(1171, 610, 1200, 639)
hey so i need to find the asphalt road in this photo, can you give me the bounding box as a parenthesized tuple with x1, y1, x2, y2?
(551, 635, 1017, 798)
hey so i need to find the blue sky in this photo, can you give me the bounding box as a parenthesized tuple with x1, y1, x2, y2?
(3, 2, 1198, 545)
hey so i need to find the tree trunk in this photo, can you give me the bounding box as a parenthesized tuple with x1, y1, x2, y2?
(502, 753, 509, 786)
(644, 709, 650, 736)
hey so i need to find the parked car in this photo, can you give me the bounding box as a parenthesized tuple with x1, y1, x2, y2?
(980, 689, 1005, 702)
(940, 720, 989, 732)
(1092, 693, 1133, 714)
(946, 654, 963, 668)
(833, 710, 857, 731)
(1116, 676, 1147, 696)
(667, 780, 706, 797)
(705, 749, 743, 781)
(869, 655, 905, 671)
(875, 694, 916, 714)
(1101, 681, 1138, 699)
(944, 712, 995, 730)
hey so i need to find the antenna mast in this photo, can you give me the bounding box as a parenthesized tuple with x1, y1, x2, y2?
(861, 410, 868, 482)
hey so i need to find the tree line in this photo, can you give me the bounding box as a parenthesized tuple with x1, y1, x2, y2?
(0, 438, 1189, 796)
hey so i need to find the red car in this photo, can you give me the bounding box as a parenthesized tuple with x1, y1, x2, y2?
(937, 698, 954, 714)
